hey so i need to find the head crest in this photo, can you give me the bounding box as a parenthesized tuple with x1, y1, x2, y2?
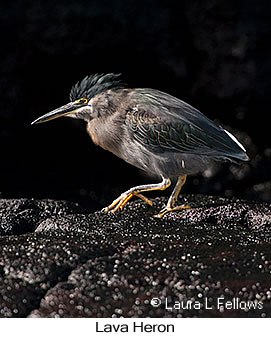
(69, 73, 124, 102)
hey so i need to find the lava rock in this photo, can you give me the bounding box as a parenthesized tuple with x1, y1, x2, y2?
(0, 195, 270, 318)
(0, 199, 87, 236)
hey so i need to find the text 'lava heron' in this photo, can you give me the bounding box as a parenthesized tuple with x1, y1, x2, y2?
(32, 73, 249, 217)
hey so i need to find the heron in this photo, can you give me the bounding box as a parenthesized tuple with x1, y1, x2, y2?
(32, 73, 249, 217)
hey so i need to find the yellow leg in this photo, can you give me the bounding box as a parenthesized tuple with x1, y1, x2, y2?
(154, 175, 190, 218)
(116, 193, 153, 211)
(104, 192, 152, 212)
(103, 177, 171, 213)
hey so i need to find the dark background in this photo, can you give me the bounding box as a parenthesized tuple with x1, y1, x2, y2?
(1, 0, 271, 211)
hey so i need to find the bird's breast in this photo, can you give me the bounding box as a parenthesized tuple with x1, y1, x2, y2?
(86, 117, 124, 158)
(87, 120, 101, 147)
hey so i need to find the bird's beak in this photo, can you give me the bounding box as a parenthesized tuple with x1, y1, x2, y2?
(31, 102, 79, 125)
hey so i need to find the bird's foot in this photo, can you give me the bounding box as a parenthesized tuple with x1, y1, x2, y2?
(103, 192, 153, 213)
(154, 204, 191, 218)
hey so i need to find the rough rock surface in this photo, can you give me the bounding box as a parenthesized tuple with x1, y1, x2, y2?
(0, 195, 271, 318)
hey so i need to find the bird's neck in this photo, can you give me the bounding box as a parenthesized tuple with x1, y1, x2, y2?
(86, 114, 123, 157)
(86, 89, 134, 155)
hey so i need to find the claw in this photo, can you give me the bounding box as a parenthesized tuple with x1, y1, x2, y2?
(102, 177, 171, 214)
(154, 204, 191, 218)
(102, 193, 125, 213)
(112, 193, 133, 212)
(103, 192, 153, 213)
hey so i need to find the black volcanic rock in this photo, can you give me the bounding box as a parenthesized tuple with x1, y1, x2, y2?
(1, 0, 271, 206)
(0, 199, 87, 236)
(0, 195, 270, 318)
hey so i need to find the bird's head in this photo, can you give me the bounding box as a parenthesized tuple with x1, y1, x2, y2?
(31, 73, 124, 125)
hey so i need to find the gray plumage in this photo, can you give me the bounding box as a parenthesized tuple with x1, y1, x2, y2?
(32, 73, 249, 217)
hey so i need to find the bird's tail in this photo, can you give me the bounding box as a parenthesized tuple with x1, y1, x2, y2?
(207, 127, 248, 164)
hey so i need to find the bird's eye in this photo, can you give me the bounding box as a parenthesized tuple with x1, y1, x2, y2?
(77, 98, 88, 104)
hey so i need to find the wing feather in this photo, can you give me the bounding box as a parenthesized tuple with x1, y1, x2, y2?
(125, 89, 248, 161)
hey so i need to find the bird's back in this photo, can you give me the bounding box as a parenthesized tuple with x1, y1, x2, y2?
(117, 88, 249, 177)
(128, 88, 248, 161)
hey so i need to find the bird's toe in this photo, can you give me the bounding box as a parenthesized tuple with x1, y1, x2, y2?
(154, 204, 191, 218)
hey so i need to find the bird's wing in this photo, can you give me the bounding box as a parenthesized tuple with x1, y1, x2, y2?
(125, 108, 211, 154)
(125, 88, 248, 161)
